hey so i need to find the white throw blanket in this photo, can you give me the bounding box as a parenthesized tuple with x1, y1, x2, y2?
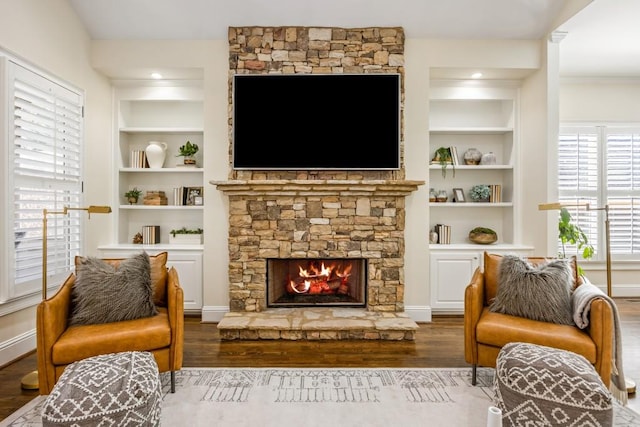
(572, 278, 628, 405)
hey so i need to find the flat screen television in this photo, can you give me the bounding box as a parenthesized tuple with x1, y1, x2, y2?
(232, 73, 401, 170)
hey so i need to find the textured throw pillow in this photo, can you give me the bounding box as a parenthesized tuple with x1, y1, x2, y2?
(70, 252, 158, 326)
(75, 251, 168, 307)
(489, 255, 574, 325)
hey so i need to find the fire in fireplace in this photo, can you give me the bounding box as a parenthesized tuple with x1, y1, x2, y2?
(267, 258, 367, 307)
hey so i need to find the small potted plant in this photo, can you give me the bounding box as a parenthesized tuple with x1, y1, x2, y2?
(177, 141, 199, 165)
(432, 147, 455, 178)
(469, 185, 490, 202)
(124, 188, 143, 204)
(169, 227, 203, 244)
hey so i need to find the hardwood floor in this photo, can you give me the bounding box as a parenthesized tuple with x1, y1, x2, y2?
(1, 298, 639, 421)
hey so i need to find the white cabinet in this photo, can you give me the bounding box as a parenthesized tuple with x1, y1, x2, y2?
(430, 251, 480, 312)
(99, 82, 204, 311)
(97, 246, 202, 312)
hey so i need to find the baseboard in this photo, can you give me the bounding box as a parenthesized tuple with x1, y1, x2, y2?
(404, 305, 432, 322)
(201, 305, 433, 323)
(201, 305, 229, 323)
(0, 329, 35, 368)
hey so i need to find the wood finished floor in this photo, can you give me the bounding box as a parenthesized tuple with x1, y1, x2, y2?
(1, 298, 639, 421)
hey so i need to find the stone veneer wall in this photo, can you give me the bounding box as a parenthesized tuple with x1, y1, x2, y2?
(222, 27, 414, 314)
(216, 180, 422, 313)
(227, 26, 405, 181)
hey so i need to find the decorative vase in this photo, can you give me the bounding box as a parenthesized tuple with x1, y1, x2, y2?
(463, 148, 482, 165)
(480, 151, 496, 165)
(128, 196, 138, 205)
(429, 188, 437, 203)
(436, 190, 448, 203)
(429, 230, 439, 244)
(145, 141, 167, 169)
(183, 155, 196, 166)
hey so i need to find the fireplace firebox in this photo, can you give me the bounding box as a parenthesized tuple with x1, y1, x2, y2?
(267, 258, 367, 308)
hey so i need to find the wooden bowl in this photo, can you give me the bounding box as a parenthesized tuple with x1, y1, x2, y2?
(469, 231, 497, 244)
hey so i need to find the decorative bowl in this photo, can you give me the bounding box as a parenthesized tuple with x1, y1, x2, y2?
(469, 228, 497, 244)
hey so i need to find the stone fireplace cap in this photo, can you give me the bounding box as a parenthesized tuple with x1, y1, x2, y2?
(210, 180, 425, 196)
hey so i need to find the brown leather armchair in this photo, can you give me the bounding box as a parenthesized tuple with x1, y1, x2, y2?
(36, 254, 184, 395)
(464, 252, 614, 387)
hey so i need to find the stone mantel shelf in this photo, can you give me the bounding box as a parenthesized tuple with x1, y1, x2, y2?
(210, 180, 425, 196)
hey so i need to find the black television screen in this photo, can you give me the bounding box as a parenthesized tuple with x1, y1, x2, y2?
(232, 73, 401, 170)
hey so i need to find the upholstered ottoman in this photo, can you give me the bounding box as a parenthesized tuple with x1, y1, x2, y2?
(42, 351, 162, 426)
(494, 342, 613, 426)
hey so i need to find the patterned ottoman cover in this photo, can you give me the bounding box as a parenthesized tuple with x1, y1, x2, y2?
(494, 342, 613, 426)
(42, 351, 162, 427)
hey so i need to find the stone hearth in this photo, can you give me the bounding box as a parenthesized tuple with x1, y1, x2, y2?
(217, 308, 418, 340)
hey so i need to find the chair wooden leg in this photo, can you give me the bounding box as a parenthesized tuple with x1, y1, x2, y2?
(171, 371, 176, 393)
(471, 365, 477, 386)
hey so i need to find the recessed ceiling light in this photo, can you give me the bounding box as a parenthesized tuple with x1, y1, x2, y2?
(471, 72, 483, 79)
(150, 72, 163, 79)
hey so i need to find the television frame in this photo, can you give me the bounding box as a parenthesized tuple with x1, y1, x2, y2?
(231, 73, 402, 171)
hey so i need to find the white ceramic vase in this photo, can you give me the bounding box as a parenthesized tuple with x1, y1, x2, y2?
(145, 141, 167, 169)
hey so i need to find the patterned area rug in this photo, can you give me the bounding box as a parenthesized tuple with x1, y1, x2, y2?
(2, 367, 639, 427)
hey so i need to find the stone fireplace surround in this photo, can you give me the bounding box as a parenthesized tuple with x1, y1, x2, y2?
(214, 26, 424, 340)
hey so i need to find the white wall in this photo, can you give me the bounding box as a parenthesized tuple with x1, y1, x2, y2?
(0, 0, 112, 366)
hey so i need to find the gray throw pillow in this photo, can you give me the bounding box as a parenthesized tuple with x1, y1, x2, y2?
(70, 252, 158, 326)
(489, 255, 574, 325)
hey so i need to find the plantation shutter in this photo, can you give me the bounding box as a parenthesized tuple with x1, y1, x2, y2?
(557, 127, 599, 257)
(605, 131, 640, 255)
(6, 60, 84, 301)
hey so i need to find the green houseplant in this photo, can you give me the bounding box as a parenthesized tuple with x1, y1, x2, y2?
(177, 141, 199, 165)
(433, 147, 455, 178)
(558, 207, 594, 260)
(124, 188, 142, 204)
(169, 227, 203, 244)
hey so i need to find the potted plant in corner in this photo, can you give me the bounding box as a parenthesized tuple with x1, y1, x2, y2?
(558, 207, 594, 271)
(432, 147, 455, 178)
(177, 141, 199, 166)
(169, 227, 203, 244)
(124, 188, 143, 205)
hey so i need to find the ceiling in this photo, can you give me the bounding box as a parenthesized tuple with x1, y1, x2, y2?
(68, 0, 640, 81)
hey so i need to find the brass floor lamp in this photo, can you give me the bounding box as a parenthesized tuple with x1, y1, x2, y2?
(539, 201, 635, 394)
(20, 205, 111, 390)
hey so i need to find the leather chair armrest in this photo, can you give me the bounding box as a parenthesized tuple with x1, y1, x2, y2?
(166, 267, 184, 369)
(464, 267, 485, 364)
(585, 297, 614, 387)
(37, 273, 75, 394)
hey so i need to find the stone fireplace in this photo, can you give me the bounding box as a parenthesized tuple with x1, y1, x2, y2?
(213, 26, 423, 340)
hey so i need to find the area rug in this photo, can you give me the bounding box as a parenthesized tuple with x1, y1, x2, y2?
(2, 367, 639, 426)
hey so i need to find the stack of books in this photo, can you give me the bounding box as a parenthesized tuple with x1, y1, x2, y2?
(436, 224, 451, 244)
(489, 184, 502, 203)
(143, 191, 168, 205)
(141, 225, 160, 244)
(129, 150, 148, 168)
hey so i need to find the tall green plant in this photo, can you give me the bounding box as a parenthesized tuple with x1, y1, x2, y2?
(558, 207, 594, 260)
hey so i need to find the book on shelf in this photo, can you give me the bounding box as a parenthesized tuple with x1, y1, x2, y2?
(141, 225, 160, 244)
(173, 187, 204, 206)
(449, 146, 459, 165)
(489, 184, 502, 203)
(436, 223, 451, 244)
(129, 150, 148, 168)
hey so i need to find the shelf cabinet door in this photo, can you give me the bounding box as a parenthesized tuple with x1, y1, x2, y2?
(429, 251, 480, 312)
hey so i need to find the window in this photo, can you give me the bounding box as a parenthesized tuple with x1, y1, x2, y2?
(558, 125, 640, 261)
(2, 57, 84, 304)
